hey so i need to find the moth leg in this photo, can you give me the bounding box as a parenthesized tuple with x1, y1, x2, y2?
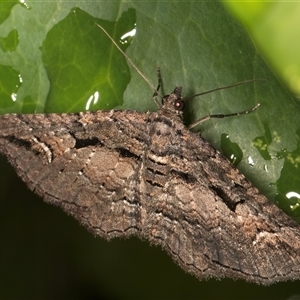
(188, 103, 260, 130)
(152, 67, 163, 106)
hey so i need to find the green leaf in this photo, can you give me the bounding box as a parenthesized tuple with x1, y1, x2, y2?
(221, 1, 300, 222)
(1, 1, 300, 221)
(223, 1, 300, 95)
(0, 64, 22, 105)
(221, 133, 243, 166)
(2, 1, 300, 298)
(0, 29, 19, 52)
(0, 0, 18, 24)
(41, 7, 135, 112)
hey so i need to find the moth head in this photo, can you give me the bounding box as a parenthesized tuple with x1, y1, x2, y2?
(162, 87, 185, 112)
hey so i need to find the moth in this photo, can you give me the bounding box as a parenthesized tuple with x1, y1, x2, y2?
(0, 23, 300, 285)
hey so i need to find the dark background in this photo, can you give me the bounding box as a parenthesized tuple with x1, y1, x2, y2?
(1, 1, 300, 299)
(1, 155, 300, 300)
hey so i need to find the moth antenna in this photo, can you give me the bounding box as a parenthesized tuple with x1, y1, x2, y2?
(184, 79, 266, 101)
(96, 23, 161, 106)
(185, 78, 264, 129)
